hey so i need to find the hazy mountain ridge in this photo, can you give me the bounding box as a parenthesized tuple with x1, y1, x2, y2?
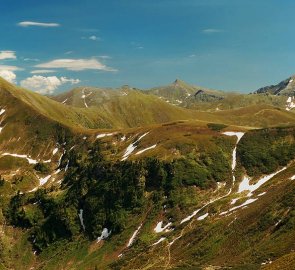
(51, 77, 294, 112)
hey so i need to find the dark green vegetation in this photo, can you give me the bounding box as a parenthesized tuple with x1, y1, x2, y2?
(4, 136, 231, 250)
(0, 76, 295, 269)
(238, 127, 295, 176)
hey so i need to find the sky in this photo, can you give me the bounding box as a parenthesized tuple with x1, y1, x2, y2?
(1, 0, 295, 94)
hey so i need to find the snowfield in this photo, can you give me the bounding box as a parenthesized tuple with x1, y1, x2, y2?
(121, 132, 149, 161)
(238, 167, 287, 196)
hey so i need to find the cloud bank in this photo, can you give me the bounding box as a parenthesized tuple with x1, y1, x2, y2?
(0, 51, 17, 60)
(20, 75, 80, 94)
(35, 58, 117, 71)
(0, 70, 16, 83)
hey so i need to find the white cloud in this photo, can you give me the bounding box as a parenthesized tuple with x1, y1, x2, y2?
(0, 51, 16, 60)
(202, 28, 223, 34)
(31, 70, 55, 74)
(35, 58, 117, 72)
(20, 75, 80, 94)
(18, 21, 60, 27)
(0, 65, 22, 71)
(89, 35, 100, 41)
(60, 77, 80, 84)
(23, 58, 40, 62)
(0, 70, 16, 83)
(98, 55, 111, 59)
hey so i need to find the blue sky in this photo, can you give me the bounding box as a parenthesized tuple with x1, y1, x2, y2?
(1, 0, 295, 94)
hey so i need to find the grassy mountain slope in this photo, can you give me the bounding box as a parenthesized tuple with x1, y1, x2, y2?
(1, 77, 295, 269)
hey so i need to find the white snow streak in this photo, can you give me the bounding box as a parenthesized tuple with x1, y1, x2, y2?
(180, 208, 201, 224)
(78, 209, 86, 231)
(220, 198, 258, 216)
(1, 153, 38, 164)
(197, 213, 209, 220)
(121, 132, 149, 161)
(96, 133, 115, 139)
(136, 144, 157, 155)
(127, 224, 142, 247)
(151, 237, 166, 246)
(39, 175, 51, 185)
(238, 167, 287, 196)
(81, 88, 92, 108)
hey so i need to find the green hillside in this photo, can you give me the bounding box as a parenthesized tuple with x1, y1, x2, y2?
(0, 77, 295, 270)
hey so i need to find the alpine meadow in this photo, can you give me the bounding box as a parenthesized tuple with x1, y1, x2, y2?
(0, 1, 295, 270)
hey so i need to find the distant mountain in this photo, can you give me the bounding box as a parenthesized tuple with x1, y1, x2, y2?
(146, 78, 226, 105)
(255, 75, 295, 96)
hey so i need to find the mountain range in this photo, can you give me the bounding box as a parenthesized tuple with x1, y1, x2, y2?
(0, 75, 295, 270)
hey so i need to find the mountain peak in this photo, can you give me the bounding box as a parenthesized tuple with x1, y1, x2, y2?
(173, 78, 186, 85)
(255, 74, 295, 96)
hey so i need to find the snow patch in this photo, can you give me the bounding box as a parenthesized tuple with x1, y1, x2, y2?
(136, 144, 157, 155)
(154, 221, 172, 233)
(220, 198, 258, 216)
(52, 148, 58, 155)
(238, 167, 287, 196)
(290, 175, 295, 180)
(97, 228, 111, 243)
(39, 175, 51, 186)
(127, 224, 142, 247)
(231, 198, 239, 205)
(65, 160, 69, 172)
(222, 132, 245, 171)
(257, 192, 267, 197)
(121, 132, 149, 161)
(81, 88, 92, 108)
(286, 96, 295, 111)
(0, 109, 5, 116)
(180, 208, 201, 224)
(1, 153, 38, 164)
(78, 209, 85, 231)
(96, 133, 115, 139)
(197, 213, 209, 220)
(151, 237, 166, 246)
